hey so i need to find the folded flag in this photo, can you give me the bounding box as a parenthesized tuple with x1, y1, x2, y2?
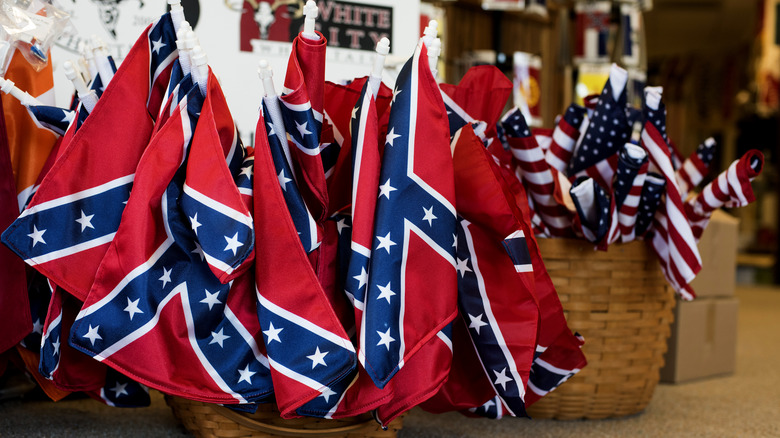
(569, 64, 631, 190)
(362, 41, 458, 388)
(685, 150, 764, 240)
(280, 31, 329, 224)
(635, 172, 665, 238)
(25, 105, 74, 137)
(675, 137, 716, 196)
(1, 13, 179, 301)
(641, 89, 701, 299)
(613, 143, 648, 242)
(545, 104, 587, 173)
(570, 177, 612, 244)
(502, 108, 572, 237)
(252, 108, 357, 418)
(439, 65, 513, 139)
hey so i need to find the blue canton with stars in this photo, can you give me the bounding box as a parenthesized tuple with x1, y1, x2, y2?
(635, 172, 666, 237)
(570, 177, 611, 242)
(569, 77, 631, 175)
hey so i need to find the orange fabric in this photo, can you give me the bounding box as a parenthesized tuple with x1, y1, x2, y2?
(2, 50, 58, 197)
(14, 346, 71, 401)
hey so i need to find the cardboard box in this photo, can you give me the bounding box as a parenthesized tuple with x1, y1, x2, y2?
(689, 209, 739, 297)
(660, 297, 738, 383)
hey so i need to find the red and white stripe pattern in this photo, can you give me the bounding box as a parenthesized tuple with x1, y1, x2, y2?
(502, 109, 572, 236)
(641, 89, 701, 300)
(675, 137, 716, 197)
(685, 150, 764, 240)
(545, 104, 587, 173)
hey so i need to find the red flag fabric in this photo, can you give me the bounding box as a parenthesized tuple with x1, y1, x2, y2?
(439, 65, 513, 139)
(0, 95, 31, 353)
(0, 14, 179, 302)
(252, 109, 357, 418)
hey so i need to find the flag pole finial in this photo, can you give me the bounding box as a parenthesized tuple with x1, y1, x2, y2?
(191, 46, 209, 97)
(176, 23, 194, 75)
(427, 38, 441, 80)
(63, 60, 98, 113)
(257, 59, 277, 98)
(168, 0, 185, 33)
(0, 76, 42, 107)
(302, 0, 319, 41)
(369, 37, 390, 99)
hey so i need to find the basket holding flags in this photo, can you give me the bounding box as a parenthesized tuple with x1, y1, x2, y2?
(0, 0, 765, 435)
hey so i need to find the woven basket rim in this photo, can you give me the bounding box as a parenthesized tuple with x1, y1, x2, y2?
(212, 405, 377, 437)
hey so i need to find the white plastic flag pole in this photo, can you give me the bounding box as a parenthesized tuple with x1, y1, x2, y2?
(77, 56, 92, 84)
(369, 37, 390, 99)
(301, 0, 320, 41)
(168, 0, 186, 34)
(258, 60, 296, 176)
(91, 35, 115, 87)
(0, 76, 42, 107)
(81, 41, 98, 82)
(63, 61, 98, 113)
(428, 38, 441, 80)
(191, 46, 209, 98)
(176, 23, 194, 76)
(422, 20, 438, 49)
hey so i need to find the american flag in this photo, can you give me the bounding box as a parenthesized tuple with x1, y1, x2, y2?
(676, 137, 716, 196)
(361, 41, 458, 388)
(641, 89, 701, 299)
(685, 150, 764, 240)
(569, 64, 632, 190)
(569, 177, 612, 244)
(70, 82, 275, 405)
(613, 143, 648, 242)
(545, 104, 587, 173)
(635, 172, 665, 238)
(502, 108, 573, 237)
(252, 109, 357, 418)
(574, 2, 612, 62)
(0, 13, 179, 302)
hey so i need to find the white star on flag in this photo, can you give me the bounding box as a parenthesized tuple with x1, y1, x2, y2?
(376, 328, 396, 351)
(296, 120, 312, 137)
(378, 179, 397, 199)
(392, 87, 402, 104)
(263, 321, 283, 344)
(83, 324, 102, 346)
(223, 232, 244, 256)
(151, 37, 166, 54)
(159, 267, 172, 288)
(452, 234, 458, 249)
(307, 347, 329, 369)
(110, 381, 129, 397)
(239, 166, 253, 180)
(385, 128, 401, 147)
(61, 109, 75, 124)
(353, 267, 368, 290)
(376, 282, 396, 304)
(422, 206, 437, 226)
(209, 328, 231, 347)
(32, 318, 43, 334)
(200, 289, 222, 310)
(189, 213, 202, 235)
(27, 225, 46, 247)
(375, 232, 396, 254)
(278, 169, 292, 191)
(123, 297, 143, 321)
(75, 210, 95, 232)
(468, 313, 488, 335)
(52, 337, 60, 356)
(351, 105, 359, 120)
(191, 242, 206, 262)
(493, 367, 513, 391)
(336, 218, 350, 235)
(456, 258, 472, 277)
(320, 388, 337, 403)
(237, 364, 256, 384)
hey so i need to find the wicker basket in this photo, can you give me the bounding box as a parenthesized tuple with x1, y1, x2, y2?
(526, 238, 676, 420)
(165, 396, 404, 438)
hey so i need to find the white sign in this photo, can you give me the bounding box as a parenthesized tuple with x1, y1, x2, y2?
(52, 0, 420, 143)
